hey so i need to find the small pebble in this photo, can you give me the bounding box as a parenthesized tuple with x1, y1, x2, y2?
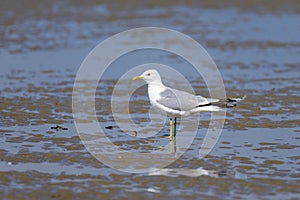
(50, 125, 68, 131)
(131, 131, 137, 137)
(105, 126, 113, 129)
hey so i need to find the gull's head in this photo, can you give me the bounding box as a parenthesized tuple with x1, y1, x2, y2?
(132, 69, 162, 85)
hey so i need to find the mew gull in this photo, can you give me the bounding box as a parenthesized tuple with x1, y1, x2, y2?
(132, 69, 245, 140)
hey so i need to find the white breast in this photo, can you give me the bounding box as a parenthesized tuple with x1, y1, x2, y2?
(148, 84, 165, 105)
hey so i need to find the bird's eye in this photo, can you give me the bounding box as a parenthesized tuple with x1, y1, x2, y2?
(147, 73, 151, 76)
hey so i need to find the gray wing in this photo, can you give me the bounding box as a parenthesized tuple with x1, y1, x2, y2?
(157, 87, 210, 111)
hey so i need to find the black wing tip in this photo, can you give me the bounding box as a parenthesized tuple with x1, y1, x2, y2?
(226, 95, 246, 107)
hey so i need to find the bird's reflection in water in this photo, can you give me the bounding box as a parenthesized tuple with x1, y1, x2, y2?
(149, 167, 219, 178)
(152, 139, 223, 178)
(169, 138, 176, 153)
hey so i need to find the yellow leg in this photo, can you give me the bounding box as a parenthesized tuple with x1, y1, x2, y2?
(170, 118, 173, 141)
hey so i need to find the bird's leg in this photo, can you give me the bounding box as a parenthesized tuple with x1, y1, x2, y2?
(174, 117, 177, 138)
(170, 118, 173, 141)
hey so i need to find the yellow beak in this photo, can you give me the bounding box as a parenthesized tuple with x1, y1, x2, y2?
(132, 75, 142, 80)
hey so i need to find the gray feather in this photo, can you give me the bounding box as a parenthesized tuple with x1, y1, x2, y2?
(157, 88, 209, 111)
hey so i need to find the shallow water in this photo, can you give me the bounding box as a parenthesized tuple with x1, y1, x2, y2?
(1, 1, 300, 199)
